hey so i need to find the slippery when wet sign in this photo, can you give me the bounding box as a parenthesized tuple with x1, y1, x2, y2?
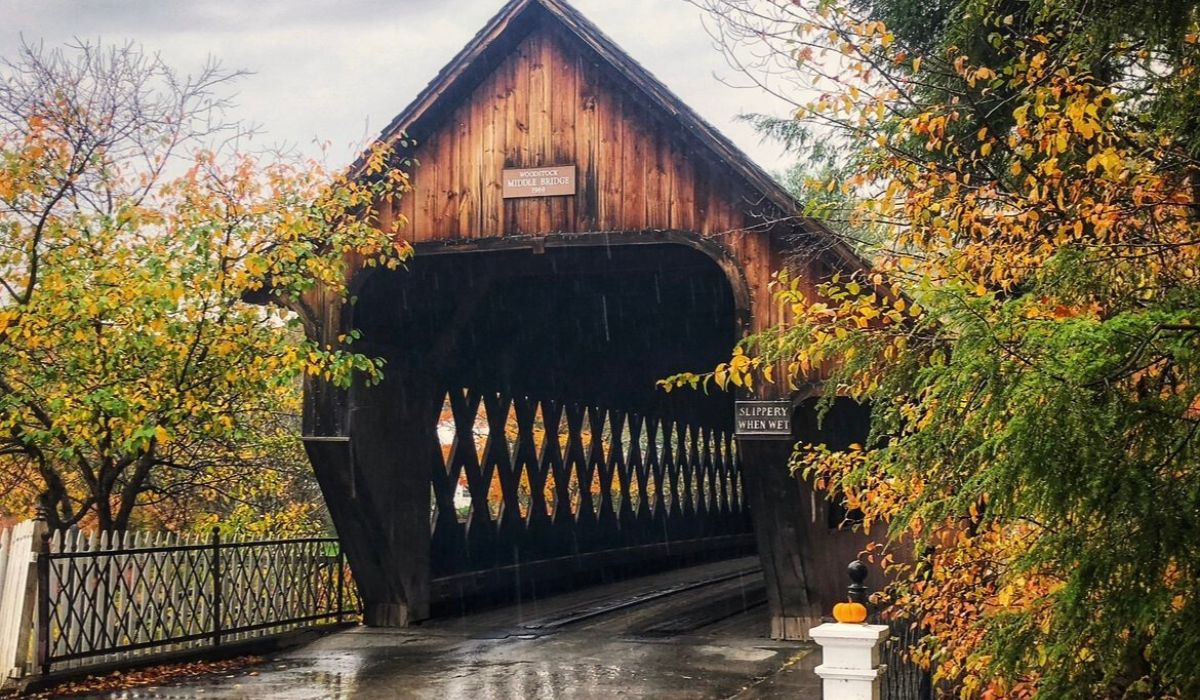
(734, 401, 792, 439)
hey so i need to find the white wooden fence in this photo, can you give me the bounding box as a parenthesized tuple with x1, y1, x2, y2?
(0, 519, 44, 680)
(0, 518, 356, 683)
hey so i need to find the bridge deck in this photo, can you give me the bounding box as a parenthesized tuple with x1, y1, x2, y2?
(95, 557, 821, 699)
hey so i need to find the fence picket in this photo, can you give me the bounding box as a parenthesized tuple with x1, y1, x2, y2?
(0, 519, 43, 679)
(0, 529, 10, 616)
(0, 524, 18, 677)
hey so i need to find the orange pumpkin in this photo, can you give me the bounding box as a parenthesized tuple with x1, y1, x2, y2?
(833, 601, 868, 623)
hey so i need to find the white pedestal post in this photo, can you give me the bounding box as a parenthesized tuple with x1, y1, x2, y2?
(809, 622, 890, 700)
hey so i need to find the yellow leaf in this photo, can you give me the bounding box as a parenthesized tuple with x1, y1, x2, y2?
(1013, 104, 1029, 127)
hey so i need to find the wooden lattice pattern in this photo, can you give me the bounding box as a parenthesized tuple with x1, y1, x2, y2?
(431, 388, 750, 576)
(41, 530, 355, 672)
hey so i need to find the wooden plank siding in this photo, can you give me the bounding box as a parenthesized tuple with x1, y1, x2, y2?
(383, 24, 782, 308)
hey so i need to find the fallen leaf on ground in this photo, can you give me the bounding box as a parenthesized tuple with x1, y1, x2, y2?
(1, 656, 262, 698)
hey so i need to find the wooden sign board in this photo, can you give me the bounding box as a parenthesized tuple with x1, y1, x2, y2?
(735, 400, 792, 439)
(502, 165, 577, 199)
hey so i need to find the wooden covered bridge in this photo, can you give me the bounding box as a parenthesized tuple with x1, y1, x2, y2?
(299, 0, 879, 642)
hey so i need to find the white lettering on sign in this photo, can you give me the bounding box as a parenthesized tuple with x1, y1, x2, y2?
(502, 165, 577, 198)
(734, 400, 792, 439)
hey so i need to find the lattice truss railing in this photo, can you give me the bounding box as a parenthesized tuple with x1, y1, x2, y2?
(41, 531, 356, 671)
(430, 388, 751, 576)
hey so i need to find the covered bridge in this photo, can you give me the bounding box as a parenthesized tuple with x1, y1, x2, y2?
(299, 0, 878, 640)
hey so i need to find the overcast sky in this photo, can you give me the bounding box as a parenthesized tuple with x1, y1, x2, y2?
(1, 0, 798, 175)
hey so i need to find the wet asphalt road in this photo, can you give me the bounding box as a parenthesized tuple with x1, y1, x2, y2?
(79, 558, 820, 700)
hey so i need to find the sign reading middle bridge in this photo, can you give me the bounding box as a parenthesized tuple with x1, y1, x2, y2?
(502, 165, 577, 199)
(734, 400, 792, 439)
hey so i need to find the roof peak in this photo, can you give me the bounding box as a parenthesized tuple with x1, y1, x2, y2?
(355, 0, 788, 208)
(349, 0, 860, 268)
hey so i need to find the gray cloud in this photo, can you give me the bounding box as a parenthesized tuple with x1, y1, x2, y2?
(0, 0, 797, 173)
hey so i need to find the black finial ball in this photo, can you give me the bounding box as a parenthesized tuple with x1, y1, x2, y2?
(847, 559, 870, 605)
(848, 559, 868, 584)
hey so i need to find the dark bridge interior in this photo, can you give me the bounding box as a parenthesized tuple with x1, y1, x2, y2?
(355, 243, 738, 419)
(349, 242, 754, 610)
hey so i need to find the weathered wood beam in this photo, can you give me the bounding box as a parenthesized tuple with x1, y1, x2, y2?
(738, 438, 821, 640)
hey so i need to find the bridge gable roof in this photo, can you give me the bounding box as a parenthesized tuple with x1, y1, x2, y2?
(352, 0, 860, 270)
(356, 0, 791, 217)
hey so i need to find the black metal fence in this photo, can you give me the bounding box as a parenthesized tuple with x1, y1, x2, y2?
(880, 617, 932, 700)
(36, 528, 357, 674)
(845, 559, 933, 700)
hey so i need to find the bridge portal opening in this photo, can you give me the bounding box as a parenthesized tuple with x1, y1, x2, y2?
(345, 241, 754, 614)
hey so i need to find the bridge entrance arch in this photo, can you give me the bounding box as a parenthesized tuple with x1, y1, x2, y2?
(299, 0, 880, 639)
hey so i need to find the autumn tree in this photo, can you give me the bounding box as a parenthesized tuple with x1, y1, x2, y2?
(0, 41, 410, 533)
(677, 0, 1200, 697)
